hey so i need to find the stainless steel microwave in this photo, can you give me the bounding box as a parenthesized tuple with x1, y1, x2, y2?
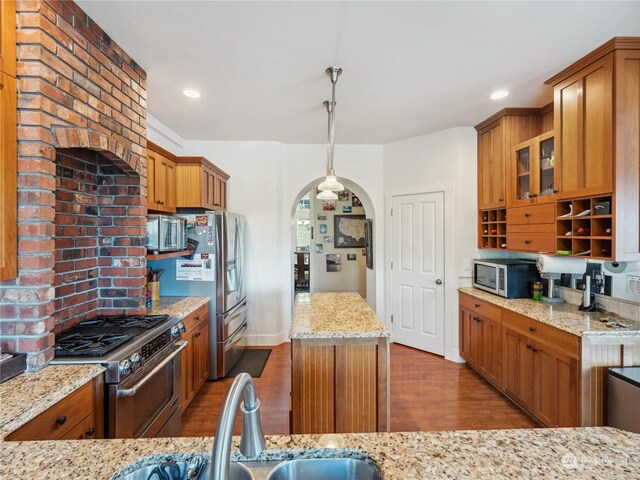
(472, 259, 539, 298)
(146, 215, 188, 254)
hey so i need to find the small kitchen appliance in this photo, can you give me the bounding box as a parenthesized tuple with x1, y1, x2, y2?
(146, 215, 188, 254)
(472, 259, 539, 298)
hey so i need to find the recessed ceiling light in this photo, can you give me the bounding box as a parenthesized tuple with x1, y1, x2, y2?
(183, 89, 201, 99)
(490, 90, 509, 100)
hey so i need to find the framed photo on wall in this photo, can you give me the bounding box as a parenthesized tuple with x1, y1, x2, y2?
(333, 215, 365, 248)
(364, 218, 373, 269)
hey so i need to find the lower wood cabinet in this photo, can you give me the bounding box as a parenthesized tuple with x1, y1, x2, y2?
(180, 304, 210, 413)
(459, 292, 580, 428)
(6, 377, 103, 441)
(459, 293, 502, 386)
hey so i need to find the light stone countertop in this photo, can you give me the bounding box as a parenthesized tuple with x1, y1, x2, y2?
(0, 364, 105, 440)
(459, 287, 640, 338)
(1, 427, 639, 479)
(147, 296, 210, 319)
(290, 292, 390, 339)
(0, 296, 208, 441)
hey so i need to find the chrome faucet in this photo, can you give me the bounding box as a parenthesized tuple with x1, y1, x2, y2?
(210, 373, 266, 480)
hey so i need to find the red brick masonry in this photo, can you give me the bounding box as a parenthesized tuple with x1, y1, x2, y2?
(0, 0, 148, 368)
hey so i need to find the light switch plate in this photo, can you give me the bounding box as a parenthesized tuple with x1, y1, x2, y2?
(627, 275, 640, 294)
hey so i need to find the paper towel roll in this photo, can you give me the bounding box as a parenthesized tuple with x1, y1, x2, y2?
(536, 254, 587, 274)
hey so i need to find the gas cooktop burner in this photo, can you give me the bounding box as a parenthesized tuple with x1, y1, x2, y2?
(54, 331, 135, 357)
(53, 314, 172, 358)
(78, 314, 169, 329)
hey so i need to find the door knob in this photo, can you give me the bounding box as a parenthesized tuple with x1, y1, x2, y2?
(435, 279, 443, 285)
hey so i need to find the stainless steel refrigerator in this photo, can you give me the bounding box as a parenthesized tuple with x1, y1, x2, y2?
(148, 211, 247, 379)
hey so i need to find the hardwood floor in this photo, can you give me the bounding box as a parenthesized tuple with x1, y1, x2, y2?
(180, 343, 537, 437)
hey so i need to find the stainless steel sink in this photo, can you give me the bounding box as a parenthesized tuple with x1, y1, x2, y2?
(266, 458, 381, 480)
(113, 458, 252, 480)
(111, 454, 381, 480)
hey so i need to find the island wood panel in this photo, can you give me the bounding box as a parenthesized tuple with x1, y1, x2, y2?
(291, 337, 390, 435)
(335, 343, 377, 433)
(291, 340, 335, 434)
(581, 338, 640, 426)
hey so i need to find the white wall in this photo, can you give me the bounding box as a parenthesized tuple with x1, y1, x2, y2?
(148, 116, 385, 345)
(383, 127, 479, 362)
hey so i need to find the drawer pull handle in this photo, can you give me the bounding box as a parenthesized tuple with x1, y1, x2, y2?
(474, 304, 481, 308)
(553, 189, 559, 194)
(524, 213, 531, 217)
(56, 415, 67, 426)
(194, 316, 200, 321)
(85, 427, 95, 437)
(529, 326, 536, 332)
(498, 198, 504, 202)
(531, 347, 539, 353)
(529, 193, 538, 198)
(524, 240, 532, 244)
(526, 345, 532, 350)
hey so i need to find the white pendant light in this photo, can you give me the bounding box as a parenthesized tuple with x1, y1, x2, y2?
(317, 66, 344, 199)
(317, 189, 338, 200)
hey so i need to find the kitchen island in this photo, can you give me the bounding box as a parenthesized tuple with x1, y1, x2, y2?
(290, 292, 390, 434)
(1, 427, 639, 479)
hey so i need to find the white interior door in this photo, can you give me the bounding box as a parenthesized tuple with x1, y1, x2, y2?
(391, 192, 445, 355)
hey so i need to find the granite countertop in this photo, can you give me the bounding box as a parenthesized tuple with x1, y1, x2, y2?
(290, 292, 390, 339)
(1, 427, 639, 479)
(459, 287, 640, 338)
(147, 296, 209, 318)
(0, 364, 105, 440)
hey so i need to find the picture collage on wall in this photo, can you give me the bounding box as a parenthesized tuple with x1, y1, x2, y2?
(314, 189, 370, 272)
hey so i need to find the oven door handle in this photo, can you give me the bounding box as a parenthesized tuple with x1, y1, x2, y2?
(117, 341, 188, 398)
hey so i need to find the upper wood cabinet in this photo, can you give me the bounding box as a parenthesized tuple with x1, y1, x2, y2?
(146, 141, 177, 214)
(0, 0, 16, 281)
(510, 131, 556, 207)
(545, 37, 640, 261)
(550, 54, 613, 198)
(475, 109, 542, 210)
(0, 0, 16, 77)
(176, 157, 229, 211)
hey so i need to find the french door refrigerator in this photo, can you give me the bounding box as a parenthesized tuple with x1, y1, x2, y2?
(148, 211, 247, 379)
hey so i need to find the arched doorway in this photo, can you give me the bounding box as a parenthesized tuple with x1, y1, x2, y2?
(290, 178, 377, 310)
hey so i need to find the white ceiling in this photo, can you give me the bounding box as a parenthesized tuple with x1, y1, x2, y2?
(77, 1, 640, 144)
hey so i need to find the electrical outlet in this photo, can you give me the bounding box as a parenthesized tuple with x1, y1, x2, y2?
(627, 275, 640, 294)
(463, 259, 471, 272)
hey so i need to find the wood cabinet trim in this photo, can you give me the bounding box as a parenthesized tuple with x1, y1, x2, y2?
(475, 108, 543, 132)
(176, 156, 230, 180)
(147, 140, 178, 162)
(545, 37, 640, 86)
(0, 70, 17, 280)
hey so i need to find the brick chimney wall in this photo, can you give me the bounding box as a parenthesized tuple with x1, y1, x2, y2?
(0, 0, 148, 368)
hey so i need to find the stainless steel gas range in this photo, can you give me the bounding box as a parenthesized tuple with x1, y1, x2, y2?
(51, 314, 186, 439)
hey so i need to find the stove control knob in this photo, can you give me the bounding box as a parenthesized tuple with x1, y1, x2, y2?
(178, 321, 186, 333)
(119, 359, 133, 376)
(170, 326, 180, 338)
(130, 353, 143, 369)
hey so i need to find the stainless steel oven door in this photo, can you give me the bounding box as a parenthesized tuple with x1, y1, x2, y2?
(109, 341, 187, 438)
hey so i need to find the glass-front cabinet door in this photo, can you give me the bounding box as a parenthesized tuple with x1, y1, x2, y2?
(515, 144, 531, 202)
(537, 132, 556, 199)
(510, 132, 556, 206)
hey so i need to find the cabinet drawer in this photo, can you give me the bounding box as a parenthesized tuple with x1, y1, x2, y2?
(7, 380, 94, 441)
(183, 304, 209, 333)
(459, 292, 502, 320)
(502, 309, 580, 358)
(507, 232, 555, 253)
(60, 415, 96, 440)
(507, 204, 555, 225)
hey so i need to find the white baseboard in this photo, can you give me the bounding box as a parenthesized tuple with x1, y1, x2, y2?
(245, 331, 290, 346)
